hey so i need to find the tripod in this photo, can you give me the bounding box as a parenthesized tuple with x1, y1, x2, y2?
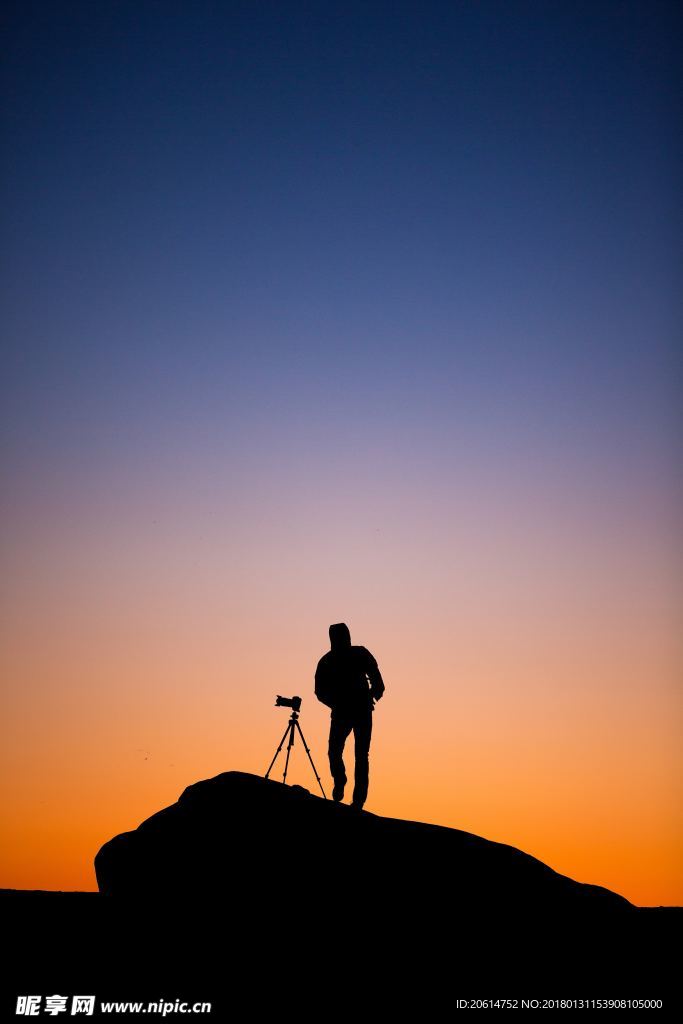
(265, 710, 327, 799)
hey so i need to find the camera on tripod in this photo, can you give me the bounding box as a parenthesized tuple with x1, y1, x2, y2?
(275, 695, 302, 713)
(265, 694, 326, 798)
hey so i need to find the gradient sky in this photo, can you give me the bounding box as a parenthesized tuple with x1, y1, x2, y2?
(1, 1, 681, 904)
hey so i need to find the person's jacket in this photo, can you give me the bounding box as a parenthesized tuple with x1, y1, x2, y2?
(315, 645, 384, 716)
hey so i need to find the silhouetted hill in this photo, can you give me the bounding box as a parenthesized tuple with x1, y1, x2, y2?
(95, 770, 630, 918)
(3, 772, 680, 1015)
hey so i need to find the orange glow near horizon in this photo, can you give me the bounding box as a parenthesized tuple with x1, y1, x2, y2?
(1, 457, 680, 906)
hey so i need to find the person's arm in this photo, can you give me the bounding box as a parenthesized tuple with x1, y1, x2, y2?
(314, 657, 334, 707)
(365, 650, 385, 701)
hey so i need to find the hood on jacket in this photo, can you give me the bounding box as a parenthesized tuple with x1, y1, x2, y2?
(329, 622, 351, 650)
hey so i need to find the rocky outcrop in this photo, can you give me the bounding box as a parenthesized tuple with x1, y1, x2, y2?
(95, 771, 632, 921)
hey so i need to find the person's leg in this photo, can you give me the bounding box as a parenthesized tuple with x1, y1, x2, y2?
(328, 715, 352, 801)
(351, 710, 373, 808)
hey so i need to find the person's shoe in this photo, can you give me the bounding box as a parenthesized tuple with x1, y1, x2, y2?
(332, 781, 345, 802)
(350, 800, 365, 812)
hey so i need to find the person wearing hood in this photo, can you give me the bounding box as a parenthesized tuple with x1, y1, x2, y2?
(314, 622, 385, 810)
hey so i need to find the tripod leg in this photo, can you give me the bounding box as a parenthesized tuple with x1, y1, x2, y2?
(282, 721, 296, 785)
(265, 722, 293, 779)
(295, 721, 328, 799)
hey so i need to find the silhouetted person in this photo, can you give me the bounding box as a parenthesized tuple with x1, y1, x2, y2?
(314, 623, 385, 809)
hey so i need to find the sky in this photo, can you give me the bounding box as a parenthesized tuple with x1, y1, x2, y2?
(1, 1, 681, 905)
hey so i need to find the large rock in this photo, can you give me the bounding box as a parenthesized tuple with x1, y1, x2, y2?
(95, 771, 632, 921)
